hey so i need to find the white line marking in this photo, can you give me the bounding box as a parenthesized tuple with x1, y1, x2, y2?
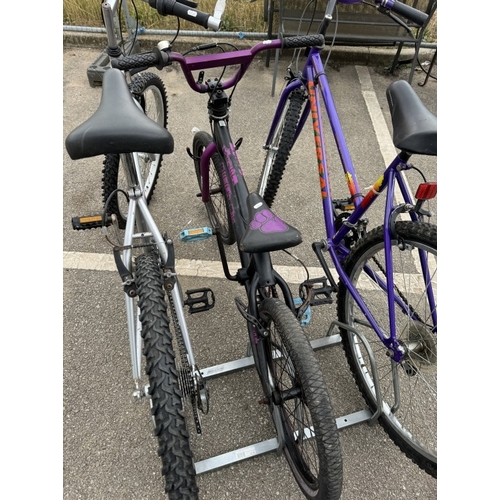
(63, 251, 331, 284)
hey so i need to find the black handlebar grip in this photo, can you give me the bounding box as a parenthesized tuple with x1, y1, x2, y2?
(110, 50, 164, 71)
(390, 0, 428, 27)
(148, 0, 220, 30)
(282, 35, 325, 49)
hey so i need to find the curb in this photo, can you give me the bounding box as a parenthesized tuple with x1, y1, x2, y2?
(63, 31, 435, 68)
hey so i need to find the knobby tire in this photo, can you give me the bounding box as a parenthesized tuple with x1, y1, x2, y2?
(258, 87, 306, 208)
(135, 252, 198, 499)
(259, 298, 343, 500)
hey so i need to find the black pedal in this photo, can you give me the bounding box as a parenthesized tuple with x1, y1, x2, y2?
(71, 215, 112, 230)
(184, 288, 215, 313)
(299, 277, 335, 306)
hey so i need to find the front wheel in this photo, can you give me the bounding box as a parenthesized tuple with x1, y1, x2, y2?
(102, 72, 168, 228)
(259, 298, 343, 500)
(192, 131, 235, 245)
(337, 221, 437, 477)
(135, 252, 198, 499)
(257, 87, 306, 208)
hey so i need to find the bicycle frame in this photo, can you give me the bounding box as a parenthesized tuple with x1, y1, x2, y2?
(197, 92, 297, 384)
(266, 46, 437, 363)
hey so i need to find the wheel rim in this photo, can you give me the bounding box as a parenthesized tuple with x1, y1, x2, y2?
(259, 107, 288, 198)
(346, 239, 437, 463)
(138, 85, 165, 199)
(141, 85, 165, 127)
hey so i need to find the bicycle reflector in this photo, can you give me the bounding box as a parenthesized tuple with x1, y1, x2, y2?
(415, 182, 437, 200)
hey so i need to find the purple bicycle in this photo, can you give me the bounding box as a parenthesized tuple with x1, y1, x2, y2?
(258, 0, 437, 478)
(65, 1, 344, 498)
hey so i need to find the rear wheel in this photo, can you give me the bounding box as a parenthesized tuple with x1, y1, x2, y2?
(337, 221, 437, 477)
(135, 252, 198, 499)
(102, 72, 167, 228)
(192, 130, 235, 245)
(259, 298, 343, 500)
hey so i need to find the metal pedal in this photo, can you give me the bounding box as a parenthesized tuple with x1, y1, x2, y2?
(299, 277, 336, 306)
(185, 288, 215, 313)
(179, 227, 213, 242)
(71, 214, 112, 230)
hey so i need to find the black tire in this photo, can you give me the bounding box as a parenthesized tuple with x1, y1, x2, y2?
(102, 72, 168, 229)
(135, 252, 198, 499)
(259, 298, 343, 500)
(337, 221, 437, 477)
(257, 87, 306, 208)
(192, 130, 236, 245)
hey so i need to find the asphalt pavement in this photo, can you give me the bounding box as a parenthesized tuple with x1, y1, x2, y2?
(63, 37, 437, 500)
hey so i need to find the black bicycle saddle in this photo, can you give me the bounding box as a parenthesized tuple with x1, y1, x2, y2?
(65, 67, 174, 160)
(239, 192, 302, 253)
(386, 80, 437, 156)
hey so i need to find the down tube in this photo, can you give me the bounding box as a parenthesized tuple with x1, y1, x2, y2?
(305, 65, 336, 239)
(311, 56, 363, 209)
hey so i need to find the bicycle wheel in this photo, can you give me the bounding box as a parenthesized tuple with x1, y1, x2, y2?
(258, 87, 306, 208)
(192, 130, 236, 245)
(337, 221, 437, 477)
(102, 72, 168, 229)
(135, 252, 198, 499)
(259, 298, 343, 500)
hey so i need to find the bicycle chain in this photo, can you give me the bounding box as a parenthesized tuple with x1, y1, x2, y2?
(166, 289, 203, 434)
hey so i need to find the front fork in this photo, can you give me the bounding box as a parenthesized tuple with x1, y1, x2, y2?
(117, 161, 198, 399)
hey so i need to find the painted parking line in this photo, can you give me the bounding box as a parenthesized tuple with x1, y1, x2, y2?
(63, 250, 328, 284)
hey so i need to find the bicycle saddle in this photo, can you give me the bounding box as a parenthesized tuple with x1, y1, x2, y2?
(239, 192, 302, 253)
(65, 68, 174, 160)
(386, 80, 437, 156)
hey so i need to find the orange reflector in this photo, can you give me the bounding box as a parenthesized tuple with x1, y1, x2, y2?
(80, 215, 103, 223)
(415, 182, 437, 200)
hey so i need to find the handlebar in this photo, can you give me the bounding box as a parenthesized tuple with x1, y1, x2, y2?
(146, 0, 221, 31)
(111, 35, 325, 92)
(381, 0, 428, 27)
(338, 0, 428, 28)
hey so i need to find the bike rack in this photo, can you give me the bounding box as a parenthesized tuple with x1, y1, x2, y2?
(194, 325, 382, 475)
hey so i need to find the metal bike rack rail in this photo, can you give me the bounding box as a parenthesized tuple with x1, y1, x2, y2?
(194, 330, 379, 475)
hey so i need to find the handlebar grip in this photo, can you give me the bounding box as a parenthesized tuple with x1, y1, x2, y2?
(110, 50, 164, 71)
(282, 35, 325, 49)
(147, 0, 221, 31)
(390, 0, 428, 27)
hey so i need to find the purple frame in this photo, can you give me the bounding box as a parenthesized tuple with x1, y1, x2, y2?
(265, 46, 436, 362)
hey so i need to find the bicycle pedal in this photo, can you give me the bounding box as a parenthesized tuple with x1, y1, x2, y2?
(179, 227, 213, 242)
(332, 198, 355, 211)
(299, 277, 335, 306)
(293, 298, 311, 326)
(71, 214, 112, 230)
(184, 288, 215, 313)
